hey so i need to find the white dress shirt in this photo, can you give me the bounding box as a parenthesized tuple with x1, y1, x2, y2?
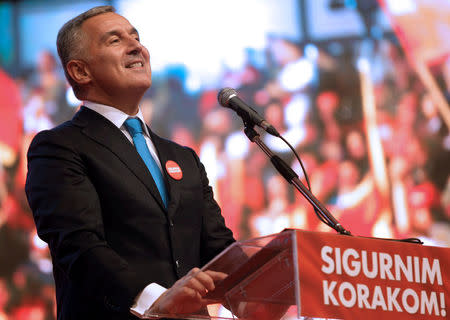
(83, 101, 167, 317)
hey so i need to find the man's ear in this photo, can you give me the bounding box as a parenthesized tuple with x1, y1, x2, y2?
(66, 60, 91, 85)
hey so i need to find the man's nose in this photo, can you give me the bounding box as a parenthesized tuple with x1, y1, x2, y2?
(127, 38, 143, 55)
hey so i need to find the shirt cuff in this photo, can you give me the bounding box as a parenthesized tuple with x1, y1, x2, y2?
(130, 283, 167, 317)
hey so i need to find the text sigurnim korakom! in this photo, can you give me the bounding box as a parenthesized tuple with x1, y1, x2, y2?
(320, 246, 446, 317)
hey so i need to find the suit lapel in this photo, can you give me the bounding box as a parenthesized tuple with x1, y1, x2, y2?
(149, 129, 181, 220)
(72, 107, 167, 211)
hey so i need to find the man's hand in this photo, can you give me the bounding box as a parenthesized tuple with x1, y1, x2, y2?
(145, 268, 227, 316)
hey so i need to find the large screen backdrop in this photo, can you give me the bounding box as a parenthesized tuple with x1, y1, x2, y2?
(0, 0, 449, 319)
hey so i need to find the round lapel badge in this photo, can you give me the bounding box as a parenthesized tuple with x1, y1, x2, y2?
(165, 160, 183, 180)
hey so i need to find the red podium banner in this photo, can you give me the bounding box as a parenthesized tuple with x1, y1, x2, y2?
(296, 230, 450, 319)
(145, 229, 449, 319)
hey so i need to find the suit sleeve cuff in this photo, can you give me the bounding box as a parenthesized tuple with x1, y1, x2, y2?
(130, 283, 167, 317)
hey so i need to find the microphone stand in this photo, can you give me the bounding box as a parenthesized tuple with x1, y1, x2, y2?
(243, 123, 352, 236)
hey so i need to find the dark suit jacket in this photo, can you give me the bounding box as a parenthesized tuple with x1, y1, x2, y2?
(25, 107, 235, 320)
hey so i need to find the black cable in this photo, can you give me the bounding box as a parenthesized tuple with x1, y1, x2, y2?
(278, 134, 422, 243)
(278, 135, 335, 229)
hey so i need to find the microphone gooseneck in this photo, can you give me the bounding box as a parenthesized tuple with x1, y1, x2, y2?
(218, 88, 280, 137)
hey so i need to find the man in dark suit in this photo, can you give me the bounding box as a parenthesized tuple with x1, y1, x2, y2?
(25, 6, 235, 320)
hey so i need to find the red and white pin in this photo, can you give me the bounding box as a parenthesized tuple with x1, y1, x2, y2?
(165, 160, 183, 180)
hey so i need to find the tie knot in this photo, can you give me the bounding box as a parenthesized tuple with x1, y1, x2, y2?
(124, 118, 143, 136)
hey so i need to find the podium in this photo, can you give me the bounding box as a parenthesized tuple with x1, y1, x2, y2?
(144, 229, 450, 320)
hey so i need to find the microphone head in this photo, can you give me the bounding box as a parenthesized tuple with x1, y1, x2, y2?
(217, 87, 237, 107)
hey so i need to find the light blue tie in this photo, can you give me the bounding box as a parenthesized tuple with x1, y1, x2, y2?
(124, 118, 168, 208)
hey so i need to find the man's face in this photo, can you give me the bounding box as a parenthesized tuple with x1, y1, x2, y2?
(81, 12, 151, 97)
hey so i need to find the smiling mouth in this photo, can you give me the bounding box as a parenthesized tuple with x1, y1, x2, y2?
(126, 62, 144, 68)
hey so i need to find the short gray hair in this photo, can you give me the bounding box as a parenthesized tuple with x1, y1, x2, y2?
(56, 5, 115, 95)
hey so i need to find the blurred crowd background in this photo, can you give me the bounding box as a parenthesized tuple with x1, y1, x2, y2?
(0, 0, 449, 319)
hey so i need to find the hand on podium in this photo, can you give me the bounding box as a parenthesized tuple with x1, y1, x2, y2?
(144, 267, 227, 316)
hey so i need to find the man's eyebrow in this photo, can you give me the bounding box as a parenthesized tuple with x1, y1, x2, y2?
(131, 27, 139, 36)
(100, 27, 140, 43)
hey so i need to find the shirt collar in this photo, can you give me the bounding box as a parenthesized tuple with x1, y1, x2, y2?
(83, 101, 150, 136)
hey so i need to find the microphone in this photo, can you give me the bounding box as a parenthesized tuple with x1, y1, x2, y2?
(217, 88, 280, 137)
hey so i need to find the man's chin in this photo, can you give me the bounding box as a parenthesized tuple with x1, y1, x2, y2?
(128, 79, 152, 92)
